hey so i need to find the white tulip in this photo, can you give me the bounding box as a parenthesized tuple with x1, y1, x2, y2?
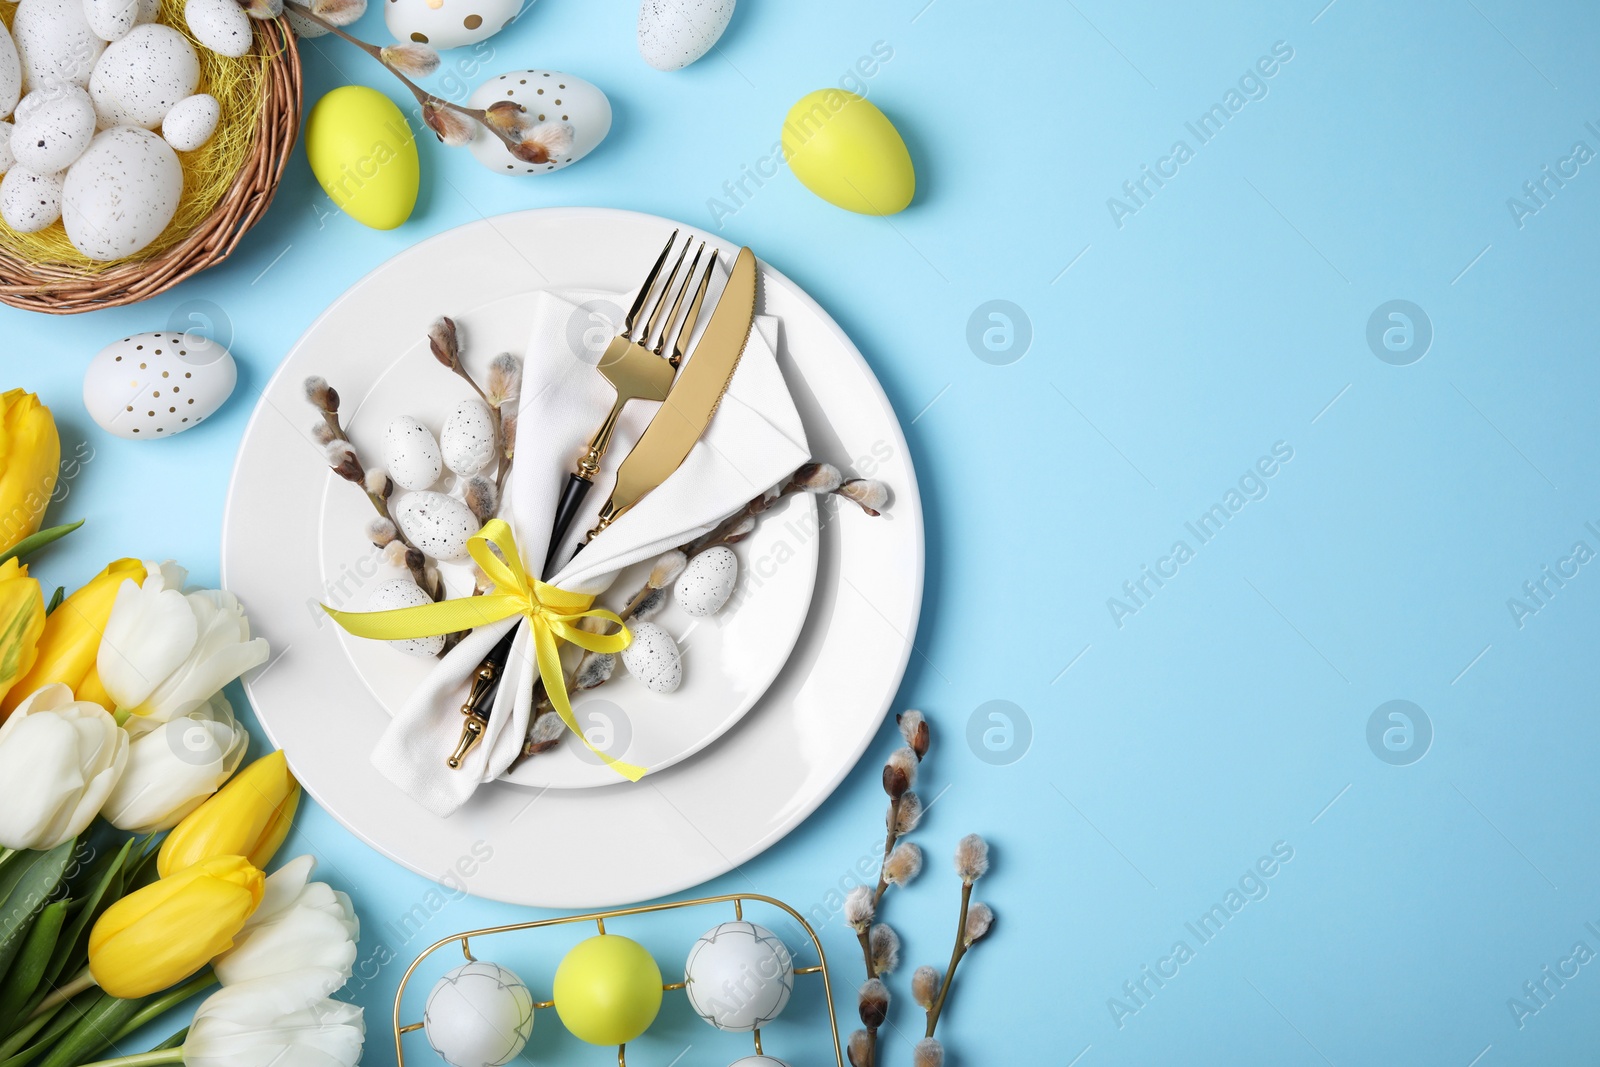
(99, 694, 248, 833)
(213, 855, 360, 1009)
(186, 983, 364, 1067)
(0, 684, 126, 850)
(103, 585, 269, 726)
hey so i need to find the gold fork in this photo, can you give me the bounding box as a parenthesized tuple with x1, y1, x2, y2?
(543, 230, 716, 577)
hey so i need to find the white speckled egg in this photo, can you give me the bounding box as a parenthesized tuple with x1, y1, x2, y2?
(183, 0, 251, 57)
(439, 397, 496, 476)
(61, 126, 181, 260)
(675, 545, 736, 617)
(82, 329, 236, 439)
(0, 166, 62, 232)
(365, 578, 443, 657)
(384, 0, 526, 50)
(684, 921, 793, 1031)
(10, 83, 95, 173)
(637, 0, 734, 72)
(88, 24, 198, 128)
(0, 123, 16, 173)
(12, 0, 105, 90)
(394, 491, 477, 560)
(83, 0, 150, 43)
(620, 620, 681, 694)
(383, 415, 443, 490)
(423, 961, 534, 1067)
(0, 26, 20, 118)
(466, 69, 610, 176)
(161, 93, 217, 151)
(281, 6, 327, 38)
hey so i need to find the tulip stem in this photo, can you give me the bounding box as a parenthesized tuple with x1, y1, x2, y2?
(114, 972, 217, 1043)
(74, 1050, 185, 1067)
(28, 968, 96, 1019)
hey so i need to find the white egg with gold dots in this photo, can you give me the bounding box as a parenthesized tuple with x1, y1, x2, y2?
(423, 960, 534, 1067)
(383, 0, 527, 50)
(466, 69, 611, 177)
(684, 921, 794, 1032)
(82, 329, 236, 440)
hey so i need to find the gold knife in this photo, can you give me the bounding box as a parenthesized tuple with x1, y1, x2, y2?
(582, 246, 759, 546)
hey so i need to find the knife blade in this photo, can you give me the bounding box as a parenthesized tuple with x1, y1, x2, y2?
(582, 246, 758, 543)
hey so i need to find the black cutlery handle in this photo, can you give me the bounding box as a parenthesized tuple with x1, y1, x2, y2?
(543, 473, 593, 579)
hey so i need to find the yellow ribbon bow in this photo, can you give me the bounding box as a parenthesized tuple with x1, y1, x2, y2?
(323, 519, 643, 780)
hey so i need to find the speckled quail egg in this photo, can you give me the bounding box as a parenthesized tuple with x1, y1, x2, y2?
(393, 491, 477, 560)
(10, 83, 95, 173)
(161, 93, 219, 152)
(61, 126, 182, 260)
(465, 69, 610, 176)
(423, 960, 534, 1067)
(88, 23, 198, 128)
(183, 0, 252, 57)
(11, 0, 105, 90)
(675, 545, 736, 617)
(383, 415, 443, 490)
(439, 397, 496, 476)
(0, 165, 61, 232)
(637, 0, 735, 72)
(620, 620, 681, 694)
(365, 578, 443, 657)
(82, 329, 236, 439)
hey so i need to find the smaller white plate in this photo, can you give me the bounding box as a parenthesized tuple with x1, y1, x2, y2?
(320, 288, 819, 790)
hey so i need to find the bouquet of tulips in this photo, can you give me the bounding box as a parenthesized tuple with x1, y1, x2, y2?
(0, 390, 365, 1066)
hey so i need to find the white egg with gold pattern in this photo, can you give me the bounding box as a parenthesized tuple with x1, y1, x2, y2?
(383, 0, 526, 50)
(83, 330, 236, 440)
(423, 961, 534, 1067)
(466, 69, 610, 176)
(684, 922, 794, 1032)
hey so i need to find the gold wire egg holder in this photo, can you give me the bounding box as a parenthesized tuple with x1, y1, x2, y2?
(392, 892, 846, 1066)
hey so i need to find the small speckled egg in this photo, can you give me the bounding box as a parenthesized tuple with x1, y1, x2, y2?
(0, 25, 20, 117)
(675, 544, 736, 617)
(10, 83, 95, 173)
(183, 0, 252, 57)
(281, 5, 327, 37)
(0, 122, 16, 174)
(83, 0, 150, 43)
(61, 126, 182, 260)
(82, 329, 236, 439)
(88, 24, 198, 129)
(383, 414, 442, 490)
(365, 578, 443, 657)
(637, 0, 735, 72)
(12, 0, 105, 90)
(423, 961, 534, 1067)
(466, 69, 610, 176)
(384, 0, 527, 50)
(684, 921, 793, 1031)
(0, 166, 62, 232)
(439, 397, 496, 476)
(161, 93, 218, 152)
(394, 491, 477, 560)
(620, 620, 681, 694)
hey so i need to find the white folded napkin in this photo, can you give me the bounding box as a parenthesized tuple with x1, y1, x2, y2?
(371, 285, 810, 817)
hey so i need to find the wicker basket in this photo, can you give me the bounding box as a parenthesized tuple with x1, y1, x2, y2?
(0, 16, 302, 315)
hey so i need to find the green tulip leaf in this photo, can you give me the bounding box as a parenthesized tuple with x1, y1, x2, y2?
(0, 988, 105, 1067)
(0, 521, 85, 569)
(42, 589, 62, 617)
(0, 842, 72, 987)
(31, 991, 142, 1067)
(42, 838, 132, 992)
(0, 901, 66, 1035)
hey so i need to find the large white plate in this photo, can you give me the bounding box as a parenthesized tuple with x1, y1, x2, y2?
(222, 208, 924, 908)
(322, 285, 820, 790)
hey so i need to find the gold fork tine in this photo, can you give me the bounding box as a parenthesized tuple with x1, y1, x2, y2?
(639, 236, 693, 348)
(653, 242, 705, 357)
(623, 229, 678, 336)
(667, 247, 718, 368)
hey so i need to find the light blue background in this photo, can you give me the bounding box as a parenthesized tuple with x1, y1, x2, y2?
(4, 0, 1600, 1062)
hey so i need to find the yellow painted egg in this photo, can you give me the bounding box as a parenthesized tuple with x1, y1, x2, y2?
(552, 934, 663, 1045)
(305, 86, 419, 230)
(780, 90, 914, 215)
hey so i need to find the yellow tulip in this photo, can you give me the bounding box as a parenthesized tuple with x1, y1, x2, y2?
(0, 390, 60, 558)
(88, 854, 265, 998)
(2, 558, 147, 715)
(0, 558, 44, 716)
(158, 751, 301, 878)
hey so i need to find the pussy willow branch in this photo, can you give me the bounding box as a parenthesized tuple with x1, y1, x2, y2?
(924, 882, 972, 1036)
(282, 2, 545, 160)
(317, 405, 438, 599)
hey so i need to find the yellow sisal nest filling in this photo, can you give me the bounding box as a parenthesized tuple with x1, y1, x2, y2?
(0, 0, 271, 271)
